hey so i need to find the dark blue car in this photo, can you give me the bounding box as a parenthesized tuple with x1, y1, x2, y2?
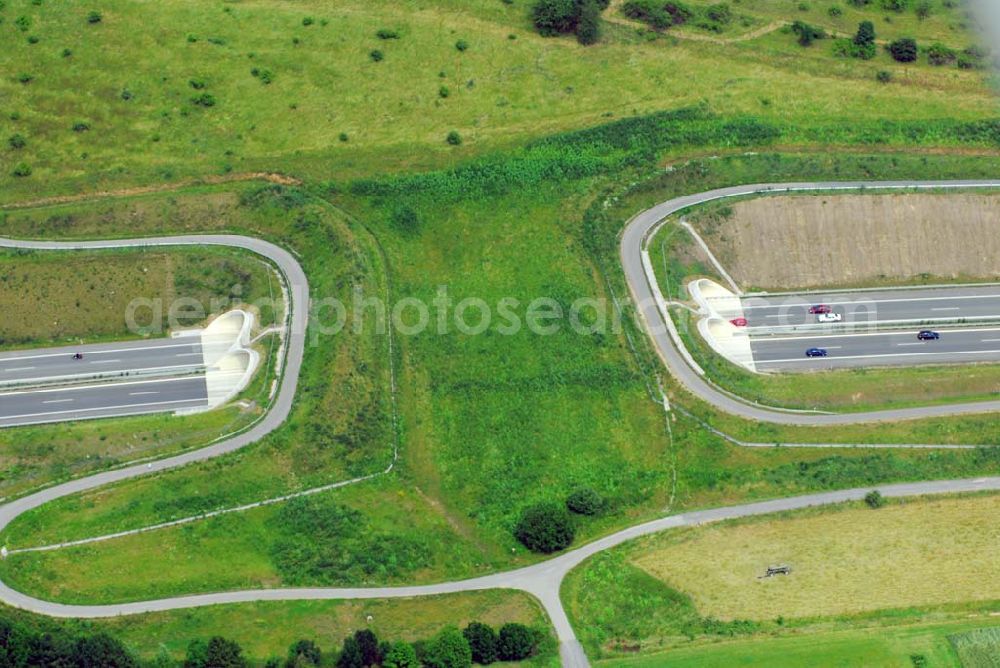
(805, 347, 828, 357)
(917, 330, 940, 340)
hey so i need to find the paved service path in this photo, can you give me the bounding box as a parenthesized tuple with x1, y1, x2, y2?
(4, 180, 1000, 667)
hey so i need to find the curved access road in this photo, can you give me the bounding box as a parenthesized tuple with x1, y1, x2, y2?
(621, 179, 1000, 425)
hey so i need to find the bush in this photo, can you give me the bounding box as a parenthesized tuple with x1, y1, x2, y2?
(463, 623, 498, 665)
(189, 78, 207, 89)
(439, 86, 450, 98)
(514, 502, 575, 552)
(422, 627, 471, 668)
(876, 70, 892, 83)
(376, 28, 400, 39)
(14, 15, 30, 31)
(191, 92, 216, 107)
(382, 642, 418, 668)
(72, 121, 90, 132)
(287, 639, 322, 667)
(927, 42, 957, 66)
(915, 0, 931, 19)
(370, 49, 384, 62)
(790, 20, 825, 46)
(185, 636, 248, 668)
(497, 624, 537, 661)
(853, 20, 875, 47)
(336, 637, 362, 668)
(302, 16, 314, 26)
(87, 10, 102, 23)
(828, 6, 843, 16)
(621, 0, 691, 30)
(880, 0, 907, 10)
(576, 0, 601, 44)
(705, 3, 731, 24)
(531, 0, 580, 36)
(566, 487, 605, 515)
(888, 37, 917, 62)
(120, 88, 133, 101)
(17, 72, 32, 84)
(8, 134, 26, 150)
(446, 130, 462, 145)
(864, 490, 886, 509)
(455, 39, 469, 51)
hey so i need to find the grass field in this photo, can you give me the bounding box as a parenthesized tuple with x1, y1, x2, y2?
(0, 246, 277, 349)
(598, 619, 981, 667)
(563, 493, 1000, 662)
(0, 0, 995, 202)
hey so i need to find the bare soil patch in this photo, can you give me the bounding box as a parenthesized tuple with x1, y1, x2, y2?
(694, 193, 1000, 290)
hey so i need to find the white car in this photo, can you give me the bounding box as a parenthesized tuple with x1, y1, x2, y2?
(816, 312, 842, 323)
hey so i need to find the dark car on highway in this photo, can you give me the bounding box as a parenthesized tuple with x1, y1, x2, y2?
(805, 347, 828, 357)
(917, 330, 940, 340)
(808, 305, 832, 314)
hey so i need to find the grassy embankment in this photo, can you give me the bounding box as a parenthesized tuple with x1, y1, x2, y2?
(0, 0, 995, 202)
(0, 244, 283, 498)
(564, 492, 1000, 665)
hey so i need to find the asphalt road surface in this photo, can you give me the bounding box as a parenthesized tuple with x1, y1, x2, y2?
(742, 285, 1000, 329)
(751, 325, 1000, 371)
(0, 376, 208, 428)
(0, 338, 204, 387)
(5, 184, 1000, 668)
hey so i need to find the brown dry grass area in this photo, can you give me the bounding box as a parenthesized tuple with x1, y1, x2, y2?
(697, 194, 1000, 290)
(633, 494, 1000, 621)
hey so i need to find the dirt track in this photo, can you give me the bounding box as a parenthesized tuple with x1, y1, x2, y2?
(695, 193, 1000, 290)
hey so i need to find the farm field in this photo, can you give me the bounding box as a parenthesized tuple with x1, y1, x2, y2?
(564, 493, 1000, 663)
(691, 193, 1000, 291)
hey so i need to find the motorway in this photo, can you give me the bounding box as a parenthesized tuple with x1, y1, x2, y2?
(0, 376, 208, 428)
(4, 183, 1000, 668)
(0, 338, 204, 387)
(751, 325, 1000, 371)
(742, 284, 1000, 328)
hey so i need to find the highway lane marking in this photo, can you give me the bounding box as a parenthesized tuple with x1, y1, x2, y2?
(3, 367, 35, 372)
(759, 349, 1000, 364)
(89, 359, 122, 364)
(0, 398, 207, 422)
(41, 399, 73, 405)
(983, 338, 1000, 342)
(931, 307, 961, 311)
(0, 342, 201, 364)
(128, 391, 159, 396)
(750, 325, 1000, 343)
(0, 374, 206, 397)
(896, 342, 925, 346)
(175, 353, 203, 358)
(743, 293, 1000, 309)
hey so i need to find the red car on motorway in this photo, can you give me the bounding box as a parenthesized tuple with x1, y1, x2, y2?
(730, 317, 748, 327)
(808, 304, 832, 314)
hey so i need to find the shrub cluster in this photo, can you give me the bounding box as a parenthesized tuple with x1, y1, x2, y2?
(621, 0, 692, 30)
(531, 0, 609, 44)
(514, 502, 575, 552)
(790, 20, 825, 47)
(888, 37, 917, 62)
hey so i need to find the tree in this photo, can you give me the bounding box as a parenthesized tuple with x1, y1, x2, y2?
(383, 641, 419, 668)
(446, 130, 462, 145)
(514, 502, 575, 553)
(790, 20, 825, 47)
(566, 488, 605, 515)
(531, 0, 579, 36)
(73, 633, 138, 668)
(184, 637, 248, 668)
(422, 627, 472, 668)
(354, 630, 381, 667)
(497, 624, 536, 662)
(0, 619, 29, 667)
(462, 622, 499, 665)
(286, 639, 322, 668)
(336, 637, 363, 668)
(8, 134, 26, 150)
(853, 20, 875, 47)
(865, 490, 886, 509)
(575, 0, 601, 45)
(888, 37, 917, 62)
